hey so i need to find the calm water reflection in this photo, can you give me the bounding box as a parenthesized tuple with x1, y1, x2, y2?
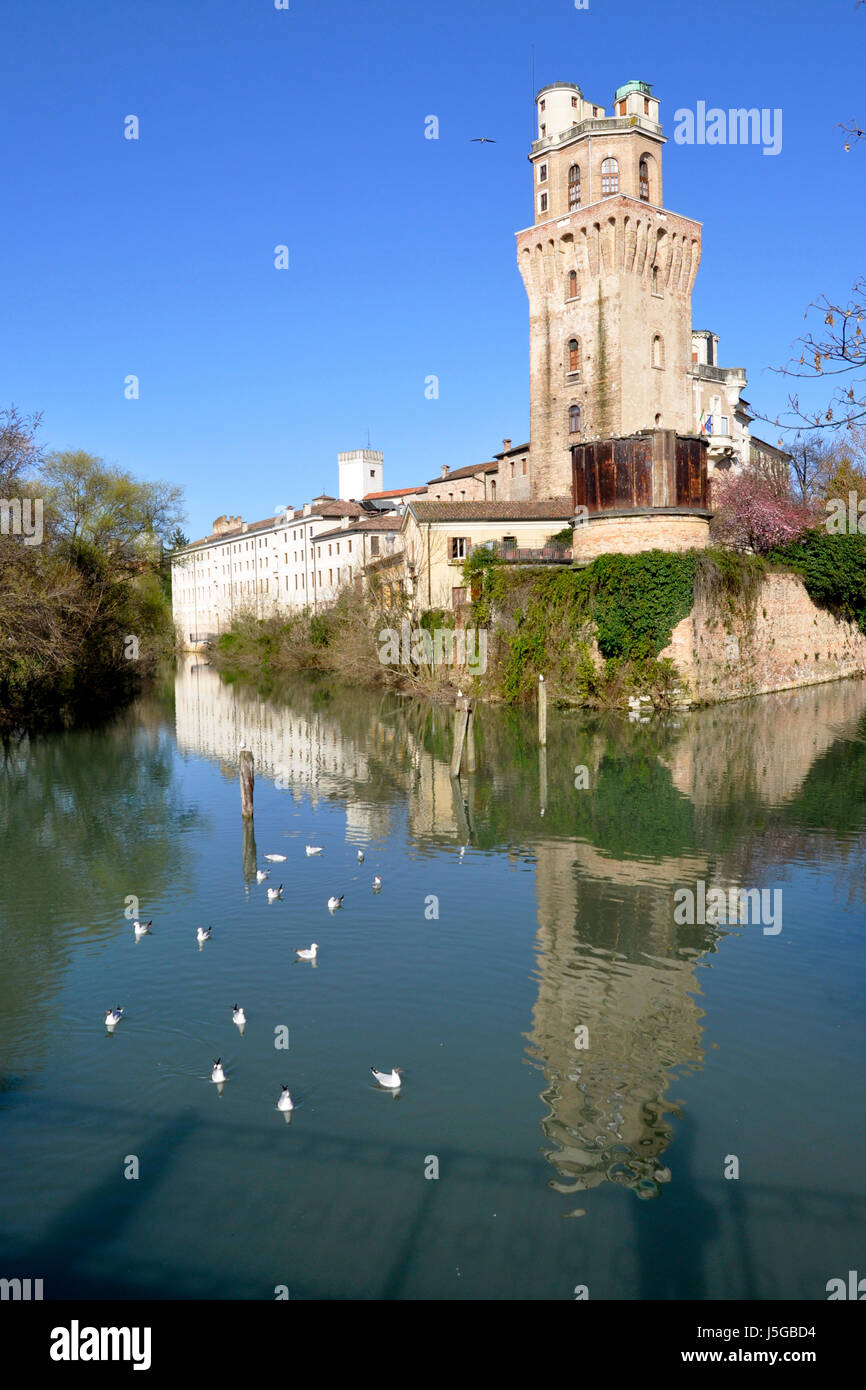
(0, 660, 864, 1299)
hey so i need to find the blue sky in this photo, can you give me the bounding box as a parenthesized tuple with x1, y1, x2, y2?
(2, 0, 862, 539)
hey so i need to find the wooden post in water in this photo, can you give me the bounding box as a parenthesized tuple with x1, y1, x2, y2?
(538, 674, 547, 747)
(239, 747, 255, 818)
(465, 703, 477, 773)
(450, 700, 471, 778)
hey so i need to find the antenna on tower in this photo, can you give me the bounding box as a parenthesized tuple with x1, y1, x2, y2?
(530, 44, 535, 139)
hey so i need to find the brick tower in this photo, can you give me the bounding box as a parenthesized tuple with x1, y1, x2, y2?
(517, 80, 703, 500)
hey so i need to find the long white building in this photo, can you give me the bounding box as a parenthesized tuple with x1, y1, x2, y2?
(171, 450, 421, 647)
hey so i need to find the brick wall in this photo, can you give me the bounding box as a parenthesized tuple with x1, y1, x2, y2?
(663, 571, 866, 703)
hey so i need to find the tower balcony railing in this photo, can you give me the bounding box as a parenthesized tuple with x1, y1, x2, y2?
(531, 113, 660, 155)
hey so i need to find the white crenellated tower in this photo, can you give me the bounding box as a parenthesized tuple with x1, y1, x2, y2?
(338, 449, 383, 501)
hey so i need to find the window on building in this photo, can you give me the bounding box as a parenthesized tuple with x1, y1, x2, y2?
(652, 264, 660, 294)
(540, 123, 546, 137)
(452, 586, 467, 609)
(652, 334, 665, 368)
(370, 536, 380, 556)
(572, 96, 578, 109)
(328, 543, 332, 555)
(450, 537, 467, 561)
(617, 100, 626, 116)
(567, 338, 581, 374)
(522, 459, 528, 475)
(569, 404, 582, 434)
(592, 105, 599, 117)
(539, 191, 548, 213)
(509, 461, 514, 478)
(370, 469, 375, 478)
(720, 416, 729, 435)
(601, 157, 619, 194)
(639, 157, 650, 201)
(329, 569, 333, 585)
(568, 164, 580, 210)
(348, 540, 352, 553)
(540, 99, 546, 112)
(538, 163, 548, 183)
(490, 480, 496, 499)
(567, 269, 578, 299)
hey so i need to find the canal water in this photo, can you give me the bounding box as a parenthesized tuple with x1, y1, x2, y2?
(1, 659, 864, 1299)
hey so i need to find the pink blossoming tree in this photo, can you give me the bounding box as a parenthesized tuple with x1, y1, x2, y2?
(710, 471, 818, 553)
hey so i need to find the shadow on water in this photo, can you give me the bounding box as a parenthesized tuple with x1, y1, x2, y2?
(633, 1110, 720, 1300)
(2, 1091, 864, 1299)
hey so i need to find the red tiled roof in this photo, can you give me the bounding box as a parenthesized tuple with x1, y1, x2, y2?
(182, 501, 364, 550)
(363, 486, 427, 499)
(425, 462, 498, 484)
(407, 498, 573, 523)
(313, 514, 403, 543)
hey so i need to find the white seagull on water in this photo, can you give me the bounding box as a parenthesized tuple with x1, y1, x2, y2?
(295, 943, 318, 960)
(267, 884, 283, 902)
(196, 926, 212, 944)
(357, 849, 365, 863)
(104, 1007, 124, 1028)
(232, 1005, 246, 1027)
(372, 876, 382, 891)
(211, 1059, 226, 1083)
(371, 1067, 402, 1089)
(256, 869, 269, 883)
(305, 845, 323, 857)
(265, 854, 287, 863)
(277, 1086, 294, 1112)
(133, 919, 152, 937)
(327, 895, 344, 912)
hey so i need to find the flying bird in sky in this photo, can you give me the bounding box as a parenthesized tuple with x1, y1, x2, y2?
(471, 137, 496, 144)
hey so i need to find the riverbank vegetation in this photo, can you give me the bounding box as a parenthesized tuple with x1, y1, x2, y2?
(212, 524, 866, 713)
(0, 406, 183, 732)
(211, 430, 866, 711)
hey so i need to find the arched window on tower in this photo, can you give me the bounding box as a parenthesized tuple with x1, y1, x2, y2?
(568, 164, 581, 210)
(652, 264, 659, 294)
(639, 158, 650, 202)
(569, 404, 582, 435)
(652, 334, 665, 369)
(567, 339, 581, 375)
(601, 157, 619, 194)
(567, 269, 578, 300)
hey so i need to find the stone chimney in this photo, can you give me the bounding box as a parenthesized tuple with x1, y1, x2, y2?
(503, 438, 512, 450)
(441, 465, 450, 478)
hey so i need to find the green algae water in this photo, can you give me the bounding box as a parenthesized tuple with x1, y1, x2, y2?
(0, 659, 864, 1300)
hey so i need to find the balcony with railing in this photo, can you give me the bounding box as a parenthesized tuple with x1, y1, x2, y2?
(468, 540, 573, 565)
